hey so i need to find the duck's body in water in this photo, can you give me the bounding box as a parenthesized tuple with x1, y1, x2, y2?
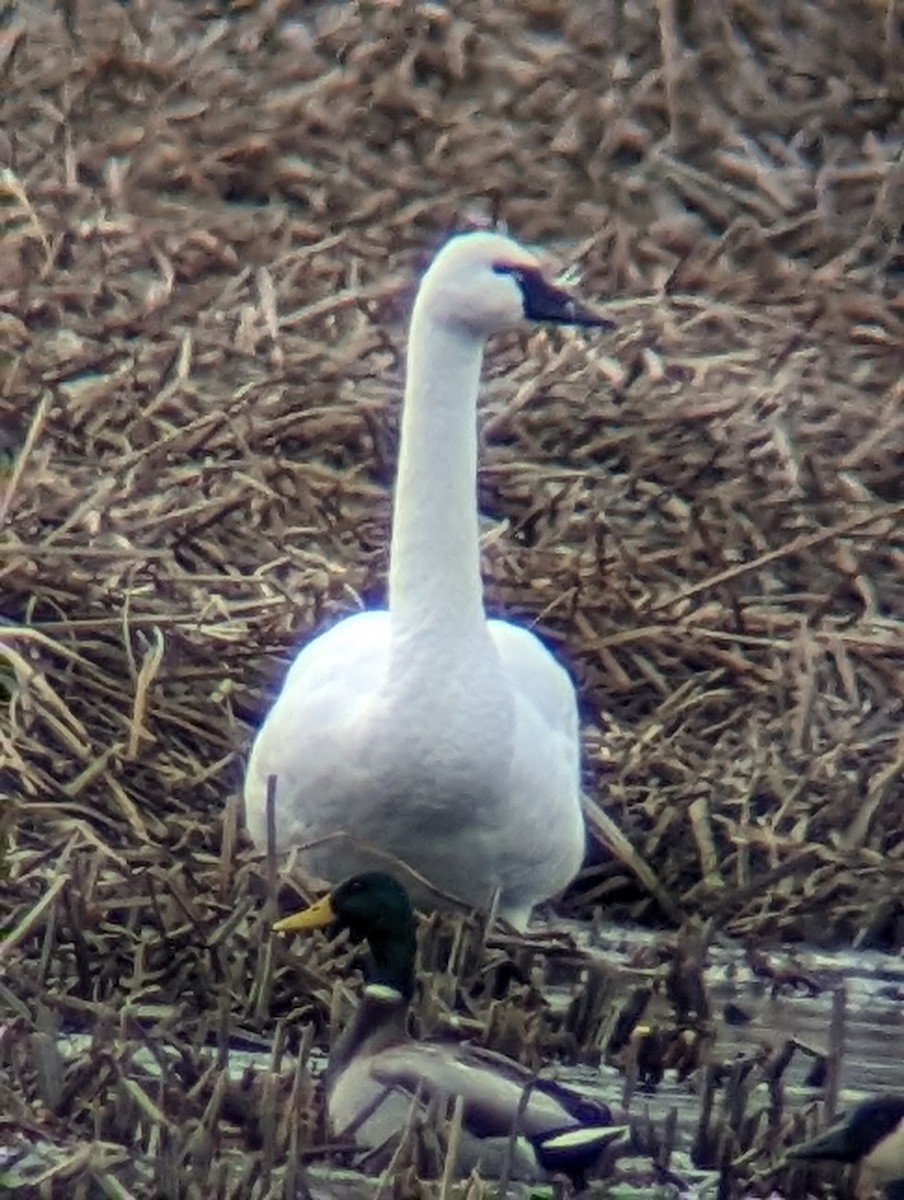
(274, 871, 627, 1184)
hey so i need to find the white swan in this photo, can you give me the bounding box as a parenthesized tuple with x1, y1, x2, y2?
(244, 231, 610, 928)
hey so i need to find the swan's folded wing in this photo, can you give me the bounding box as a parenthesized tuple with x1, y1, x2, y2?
(279, 609, 391, 699)
(244, 610, 391, 843)
(487, 619, 578, 743)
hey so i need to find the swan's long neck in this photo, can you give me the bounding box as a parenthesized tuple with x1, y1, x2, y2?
(388, 310, 487, 646)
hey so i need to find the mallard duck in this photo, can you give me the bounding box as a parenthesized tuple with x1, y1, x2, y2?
(245, 231, 612, 929)
(274, 871, 627, 1185)
(790, 1096, 904, 1199)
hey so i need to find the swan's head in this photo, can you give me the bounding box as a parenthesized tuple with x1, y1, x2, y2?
(415, 230, 612, 337)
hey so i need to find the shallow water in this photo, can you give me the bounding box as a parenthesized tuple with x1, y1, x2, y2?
(19, 924, 902, 1196)
(38, 923, 904, 1105)
(558, 919, 903, 1149)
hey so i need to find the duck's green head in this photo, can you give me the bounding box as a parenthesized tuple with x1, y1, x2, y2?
(274, 872, 417, 997)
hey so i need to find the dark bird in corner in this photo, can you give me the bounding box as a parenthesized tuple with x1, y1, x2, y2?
(790, 1096, 904, 1200)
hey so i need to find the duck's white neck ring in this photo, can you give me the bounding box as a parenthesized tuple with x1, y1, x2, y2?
(363, 983, 405, 1003)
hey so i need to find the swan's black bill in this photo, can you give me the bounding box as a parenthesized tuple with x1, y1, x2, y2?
(495, 265, 613, 329)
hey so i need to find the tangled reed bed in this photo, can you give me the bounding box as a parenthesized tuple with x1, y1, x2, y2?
(1, 0, 903, 1193)
(0, 819, 879, 1198)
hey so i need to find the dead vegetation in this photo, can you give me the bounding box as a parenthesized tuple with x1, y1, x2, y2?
(1, 0, 903, 1194)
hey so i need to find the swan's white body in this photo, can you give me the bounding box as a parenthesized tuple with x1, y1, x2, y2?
(244, 232, 605, 927)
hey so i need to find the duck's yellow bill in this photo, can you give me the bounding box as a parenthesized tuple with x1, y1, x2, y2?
(273, 893, 336, 933)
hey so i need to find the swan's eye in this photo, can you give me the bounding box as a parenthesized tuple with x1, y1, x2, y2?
(491, 263, 527, 282)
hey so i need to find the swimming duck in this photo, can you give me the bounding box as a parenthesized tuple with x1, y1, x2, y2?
(244, 231, 611, 929)
(790, 1095, 904, 1200)
(273, 871, 627, 1185)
